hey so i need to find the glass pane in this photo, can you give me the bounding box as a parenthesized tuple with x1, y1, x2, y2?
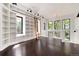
(48, 21, 53, 30)
(54, 20, 62, 30)
(16, 16, 23, 34)
(63, 19, 70, 40)
(44, 23, 46, 30)
(48, 31, 53, 38)
(65, 30, 70, 40)
(54, 31, 60, 37)
(63, 19, 70, 30)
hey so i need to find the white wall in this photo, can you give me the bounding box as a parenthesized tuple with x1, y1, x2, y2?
(71, 17, 79, 44)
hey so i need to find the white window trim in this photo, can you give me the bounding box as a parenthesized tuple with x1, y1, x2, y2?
(16, 13, 26, 37)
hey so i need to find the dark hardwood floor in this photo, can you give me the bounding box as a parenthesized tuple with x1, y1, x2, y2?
(0, 37, 79, 56)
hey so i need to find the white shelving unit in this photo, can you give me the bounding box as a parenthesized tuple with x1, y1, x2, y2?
(0, 3, 17, 50)
(0, 3, 10, 50)
(2, 4, 10, 45)
(25, 16, 35, 38)
(10, 4, 16, 42)
(0, 3, 36, 51)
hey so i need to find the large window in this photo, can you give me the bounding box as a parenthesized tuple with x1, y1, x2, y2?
(48, 19, 70, 40)
(54, 20, 62, 38)
(48, 21, 53, 30)
(63, 19, 70, 40)
(54, 20, 62, 30)
(63, 19, 70, 29)
(16, 13, 25, 37)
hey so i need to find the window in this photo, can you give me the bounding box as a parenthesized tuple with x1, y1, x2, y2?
(48, 31, 53, 38)
(48, 21, 53, 30)
(44, 23, 46, 30)
(16, 16, 23, 34)
(54, 20, 62, 38)
(16, 13, 25, 37)
(63, 19, 70, 40)
(63, 19, 70, 30)
(54, 31, 61, 37)
(64, 30, 70, 39)
(54, 20, 62, 30)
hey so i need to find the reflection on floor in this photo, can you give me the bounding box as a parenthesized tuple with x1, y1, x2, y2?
(0, 37, 79, 56)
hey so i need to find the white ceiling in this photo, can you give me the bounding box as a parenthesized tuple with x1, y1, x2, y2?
(21, 3, 79, 19)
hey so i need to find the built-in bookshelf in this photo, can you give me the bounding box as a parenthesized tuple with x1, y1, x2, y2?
(10, 4, 16, 42)
(1, 3, 10, 46)
(25, 16, 35, 38)
(0, 3, 17, 49)
(0, 3, 37, 51)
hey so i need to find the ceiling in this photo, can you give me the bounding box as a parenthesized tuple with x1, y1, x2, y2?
(21, 3, 79, 19)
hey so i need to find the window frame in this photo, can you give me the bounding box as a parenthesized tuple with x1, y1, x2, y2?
(16, 13, 25, 37)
